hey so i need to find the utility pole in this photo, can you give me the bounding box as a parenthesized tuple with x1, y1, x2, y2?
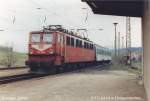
(118, 32, 120, 57)
(126, 17, 131, 66)
(122, 36, 124, 55)
(113, 23, 118, 60)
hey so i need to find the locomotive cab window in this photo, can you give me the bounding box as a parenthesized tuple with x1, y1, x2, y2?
(43, 34, 52, 43)
(31, 34, 40, 43)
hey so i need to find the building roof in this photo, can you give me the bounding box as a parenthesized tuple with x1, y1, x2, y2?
(82, 0, 144, 17)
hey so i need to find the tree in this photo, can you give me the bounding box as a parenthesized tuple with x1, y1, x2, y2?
(1, 46, 17, 67)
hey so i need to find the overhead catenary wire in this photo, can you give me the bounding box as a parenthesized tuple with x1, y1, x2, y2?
(12, 16, 15, 24)
(0, 0, 92, 34)
(26, 0, 94, 40)
(85, 11, 89, 23)
(44, 15, 46, 23)
(0, 1, 67, 31)
(27, 0, 81, 28)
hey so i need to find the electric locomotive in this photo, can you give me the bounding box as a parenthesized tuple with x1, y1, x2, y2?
(25, 25, 111, 74)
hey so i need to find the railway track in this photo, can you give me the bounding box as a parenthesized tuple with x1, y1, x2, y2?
(0, 66, 27, 70)
(0, 64, 111, 85)
(0, 73, 47, 85)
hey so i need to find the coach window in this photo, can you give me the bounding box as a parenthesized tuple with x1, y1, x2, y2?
(101, 50, 103, 54)
(100, 49, 102, 54)
(109, 51, 111, 55)
(102, 49, 104, 54)
(105, 50, 107, 55)
(98, 49, 100, 54)
(104, 50, 106, 55)
(66, 36, 70, 45)
(97, 49, 99, 54)
(71, 37, 74, 47)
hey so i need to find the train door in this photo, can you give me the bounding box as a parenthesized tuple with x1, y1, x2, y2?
(55, 33, 62, 65)
(60, 34, 64, 56)
(56, 33, 60, 54)
(60, 33, 65, 63)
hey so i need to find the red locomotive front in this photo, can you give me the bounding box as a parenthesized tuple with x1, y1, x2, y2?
(26, 30, 57, 73)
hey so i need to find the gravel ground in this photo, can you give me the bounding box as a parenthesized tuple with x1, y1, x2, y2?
(0, 65, 146, 101)
(0, 68, 29, 77)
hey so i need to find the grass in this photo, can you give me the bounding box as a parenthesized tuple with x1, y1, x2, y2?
(13, 52, 27, 66)
(0, 47, 27, 67)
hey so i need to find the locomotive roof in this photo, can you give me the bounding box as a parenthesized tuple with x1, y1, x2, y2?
(58, 31, 93, 43)
(30, 29, 93, 43)
(94, 44, 110, 50)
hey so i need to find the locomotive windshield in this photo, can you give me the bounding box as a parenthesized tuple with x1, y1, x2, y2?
(43, 34, 52, 43)
(31, 34, 40, 42)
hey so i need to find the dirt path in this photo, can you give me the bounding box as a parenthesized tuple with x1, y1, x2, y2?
(0, 65, 146, 101)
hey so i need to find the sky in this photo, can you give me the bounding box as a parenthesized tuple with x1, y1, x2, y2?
(0, 0, 142, 52)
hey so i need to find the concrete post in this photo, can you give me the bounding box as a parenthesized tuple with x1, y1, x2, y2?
(142, 0, 150, 100)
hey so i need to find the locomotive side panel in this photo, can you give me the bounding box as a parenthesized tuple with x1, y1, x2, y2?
(64, 35, 95, 63)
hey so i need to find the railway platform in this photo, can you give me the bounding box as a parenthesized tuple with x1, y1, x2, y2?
(0, 65, 146, 101)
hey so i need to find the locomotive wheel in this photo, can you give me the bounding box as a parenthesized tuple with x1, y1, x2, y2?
(65, 64, 71, 72)
(48, 67, 56, 74)
(57, 66, 64, 73)
(73, 64, 77, 70)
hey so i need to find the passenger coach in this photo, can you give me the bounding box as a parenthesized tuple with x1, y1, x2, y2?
(94, 44, 112, 64)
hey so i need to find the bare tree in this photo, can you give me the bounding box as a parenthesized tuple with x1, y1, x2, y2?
(1, 45, 17, 67)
